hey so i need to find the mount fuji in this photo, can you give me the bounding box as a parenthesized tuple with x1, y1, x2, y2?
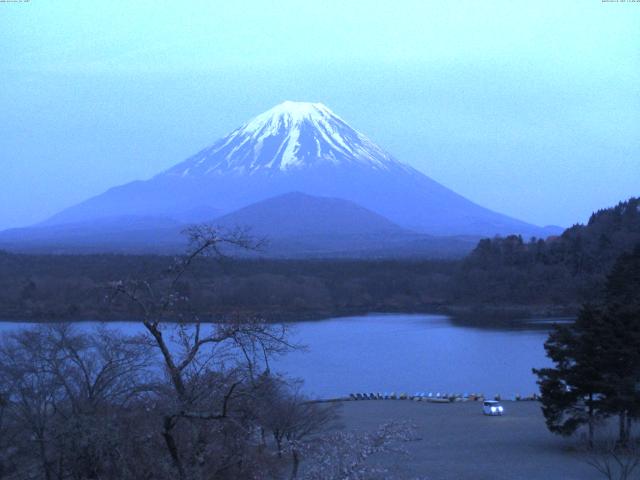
(2, 101, 559, 254)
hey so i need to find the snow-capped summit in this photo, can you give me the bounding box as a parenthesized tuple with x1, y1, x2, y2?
(163, 101, 407, 177)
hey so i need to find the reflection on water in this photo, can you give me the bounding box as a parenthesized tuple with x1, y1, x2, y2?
(0, 314, 566, 399)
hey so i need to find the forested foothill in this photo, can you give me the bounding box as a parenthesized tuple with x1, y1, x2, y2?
(0, 197, 638, 323)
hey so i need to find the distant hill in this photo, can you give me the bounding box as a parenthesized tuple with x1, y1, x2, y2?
(559, 197, 640, 269)
(214, 192, 480, 258)
(467, 197, 640, 273)
(215, 192, 406, 238)
(0, 193, 478, 258)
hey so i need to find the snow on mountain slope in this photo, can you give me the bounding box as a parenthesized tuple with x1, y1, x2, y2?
(163, 101, 409, 176)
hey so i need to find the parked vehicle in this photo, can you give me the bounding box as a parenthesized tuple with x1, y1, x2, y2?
(483, 400, 504, 416)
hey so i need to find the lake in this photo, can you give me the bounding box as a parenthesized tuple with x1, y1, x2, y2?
(0, 313, 566, 399)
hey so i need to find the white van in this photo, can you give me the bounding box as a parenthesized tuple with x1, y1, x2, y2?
(483, 400, 504, 416)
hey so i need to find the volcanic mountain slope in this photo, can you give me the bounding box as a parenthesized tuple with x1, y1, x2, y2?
(215, 192, 406, 238)
(41, 101, 557, 238)
(211, 192, 469, 257)
(0, 215, 185, 253)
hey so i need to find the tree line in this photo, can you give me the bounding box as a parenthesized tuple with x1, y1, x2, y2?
(0, 197, 637, 322)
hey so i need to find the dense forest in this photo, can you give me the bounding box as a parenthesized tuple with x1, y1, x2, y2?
(455, 197, 640, 306)
(0, 254, 457, 321)
(0, 197, 638, 322)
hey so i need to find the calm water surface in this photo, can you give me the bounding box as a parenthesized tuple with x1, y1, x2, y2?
(0, 314, 563, 399)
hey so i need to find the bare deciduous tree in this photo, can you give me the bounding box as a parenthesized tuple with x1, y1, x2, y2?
(254, 376, 339, 479)
(110, 225, 299, 479)
(0, 324, 155, 480)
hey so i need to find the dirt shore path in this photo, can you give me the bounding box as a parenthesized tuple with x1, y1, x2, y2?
(337, 400, 600, 480)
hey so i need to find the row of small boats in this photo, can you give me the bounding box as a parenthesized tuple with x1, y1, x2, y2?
(348, 392, 539, 402)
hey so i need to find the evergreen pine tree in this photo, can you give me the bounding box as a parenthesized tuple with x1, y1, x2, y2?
(534, 306, 608, 446)
(598, 246, 640, 445)
(534, 245, 640, 445)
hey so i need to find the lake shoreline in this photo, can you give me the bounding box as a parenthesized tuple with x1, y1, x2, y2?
(0, 303, 578, 324)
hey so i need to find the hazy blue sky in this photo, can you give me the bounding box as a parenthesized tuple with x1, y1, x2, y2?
(1, 0, 638, 229)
